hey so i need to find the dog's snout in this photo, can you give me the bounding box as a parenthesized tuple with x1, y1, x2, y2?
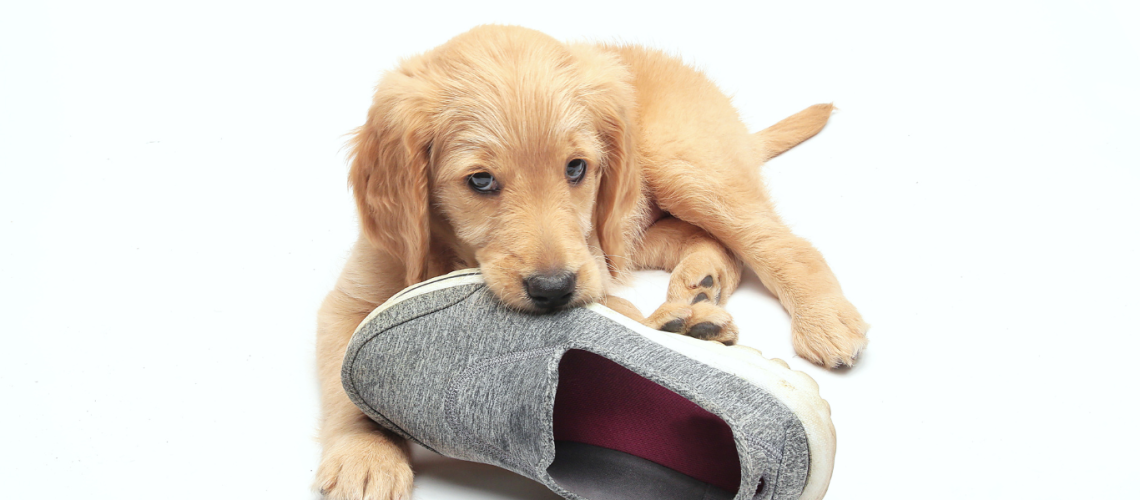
(524, 271, 576, 309)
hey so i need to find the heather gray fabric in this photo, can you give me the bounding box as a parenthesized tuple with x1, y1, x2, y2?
(342, 274, 810, 500)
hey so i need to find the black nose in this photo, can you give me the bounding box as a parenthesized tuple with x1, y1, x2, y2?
(524, 271, 576, 309)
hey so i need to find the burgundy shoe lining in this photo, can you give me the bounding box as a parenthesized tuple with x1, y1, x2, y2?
(551, 349, 741, 493)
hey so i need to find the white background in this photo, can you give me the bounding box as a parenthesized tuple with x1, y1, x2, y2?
(2, 1, 1138, 499)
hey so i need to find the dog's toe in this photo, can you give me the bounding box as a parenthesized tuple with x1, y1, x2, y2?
(688, 321, 722, 339)
(647, 301, 738, 344)
(791, 295, 869, 368)
(315, 433, 413, 500)
(661, 318, 686, 333)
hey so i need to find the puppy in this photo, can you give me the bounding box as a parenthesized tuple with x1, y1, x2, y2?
(315, 25, 867, 500)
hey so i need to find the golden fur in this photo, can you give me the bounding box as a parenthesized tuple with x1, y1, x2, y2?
(315, 26, 867, 499)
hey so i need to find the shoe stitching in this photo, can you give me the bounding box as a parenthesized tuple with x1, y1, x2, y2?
(444, 347, 562, 472)
(386, 269, 482, 303)
(343, 283, 484, 454)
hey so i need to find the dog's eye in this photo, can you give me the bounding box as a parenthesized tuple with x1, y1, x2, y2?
(467, 172, 500, 194)
(566, 159, 587, 185)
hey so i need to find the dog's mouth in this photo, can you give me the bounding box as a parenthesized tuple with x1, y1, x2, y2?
(474, 244, 605, 313)
(478, 266, 599, 313)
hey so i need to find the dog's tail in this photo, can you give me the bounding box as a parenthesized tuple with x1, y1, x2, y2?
(751, 103, 835, 163)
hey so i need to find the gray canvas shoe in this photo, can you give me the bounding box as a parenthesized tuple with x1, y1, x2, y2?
(343, 270, 837, 500)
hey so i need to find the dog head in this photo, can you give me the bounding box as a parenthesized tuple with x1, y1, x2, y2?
(349, 26, 643, 311)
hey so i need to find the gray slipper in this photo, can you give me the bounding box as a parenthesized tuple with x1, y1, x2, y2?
(343, 270, 836, 500)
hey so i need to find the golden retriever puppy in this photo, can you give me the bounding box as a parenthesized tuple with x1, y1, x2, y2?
(315, 25, 867, 499)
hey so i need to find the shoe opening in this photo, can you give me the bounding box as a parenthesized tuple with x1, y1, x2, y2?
(547, 349, 756, 500)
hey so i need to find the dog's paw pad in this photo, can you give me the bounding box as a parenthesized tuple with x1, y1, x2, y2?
(648, 301, 738, 344)
(646, 303, 692, 333)
(688, 321, 722, 339)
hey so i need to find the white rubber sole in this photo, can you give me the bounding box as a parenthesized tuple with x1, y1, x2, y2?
(358, 269, 835, 500)
(353, 269, 485, 336)
(586, 303, 835, 500)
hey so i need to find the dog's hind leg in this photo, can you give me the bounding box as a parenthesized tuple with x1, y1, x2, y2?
(632, 216, 744, 345)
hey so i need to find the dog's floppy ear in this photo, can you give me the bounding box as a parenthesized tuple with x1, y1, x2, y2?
(349, 68, 435, 287)
(570, 45, 643, 278)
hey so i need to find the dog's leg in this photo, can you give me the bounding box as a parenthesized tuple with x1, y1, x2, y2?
(633, 216, 744, 344)
(314, 239, 414, 500)
(733, 211, 868, 368)
(599, 294, 647, 323)
(663, 185, 868, 367)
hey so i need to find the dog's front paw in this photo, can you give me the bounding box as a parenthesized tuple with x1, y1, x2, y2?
(647, 301, 739, 345)
(791, 295, 869, 368)
(315, 432, 414, 500)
